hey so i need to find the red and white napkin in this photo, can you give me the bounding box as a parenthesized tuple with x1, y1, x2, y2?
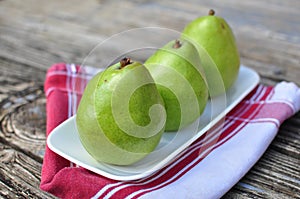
(40, 63, 300, 199)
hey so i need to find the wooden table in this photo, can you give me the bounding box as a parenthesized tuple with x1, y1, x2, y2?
(0, 0, 299, 198)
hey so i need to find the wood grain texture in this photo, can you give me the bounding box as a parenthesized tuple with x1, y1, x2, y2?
(0, 0, 299, 198)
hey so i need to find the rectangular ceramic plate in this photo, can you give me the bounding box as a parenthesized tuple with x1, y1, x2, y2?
(47, 65, 260, 181)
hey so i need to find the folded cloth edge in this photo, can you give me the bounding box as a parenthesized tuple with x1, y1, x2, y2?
(40, 63, 300, 199)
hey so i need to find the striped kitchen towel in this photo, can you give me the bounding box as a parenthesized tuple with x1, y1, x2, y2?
(40, 63, 300, 199)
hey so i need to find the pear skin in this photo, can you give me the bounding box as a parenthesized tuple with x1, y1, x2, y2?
(76, 58, 166, 165)
(182, 9, 240, 96)
(145, 39, 208, 131)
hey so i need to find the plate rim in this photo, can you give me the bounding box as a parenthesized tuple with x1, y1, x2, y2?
(47, 65, 260, 181)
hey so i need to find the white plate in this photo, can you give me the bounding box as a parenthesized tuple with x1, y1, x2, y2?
(47, 65, 259, 181)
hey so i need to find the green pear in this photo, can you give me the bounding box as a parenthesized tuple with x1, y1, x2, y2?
(182, 9, 240, 96)
(144, 39, 208, 131)
(76, 58, 166, 165)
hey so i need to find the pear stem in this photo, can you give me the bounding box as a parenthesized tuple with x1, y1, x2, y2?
(208, 9, 215, 16)
(120, 57, 132, 69)
(173, 39, 182, 49)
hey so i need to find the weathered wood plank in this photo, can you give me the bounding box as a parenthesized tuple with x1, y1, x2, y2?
(0, 0, 299, 81)
(1, 98, 47, 160)
(0, 143, 55, 199)
(0, 58, 47, 162)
